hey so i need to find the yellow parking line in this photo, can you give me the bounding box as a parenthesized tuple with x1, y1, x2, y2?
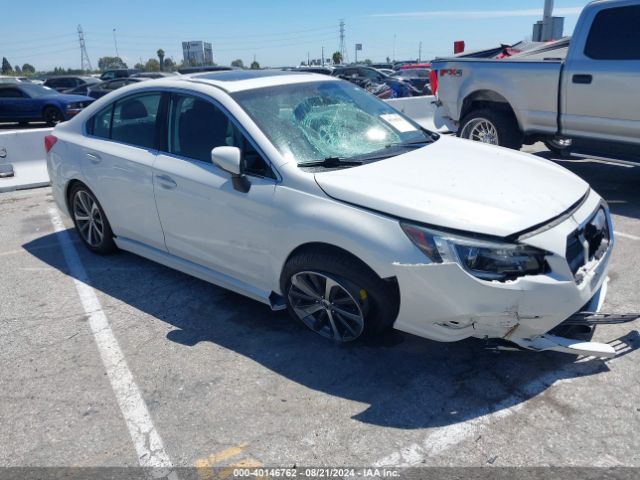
(195, 443, 261, 480)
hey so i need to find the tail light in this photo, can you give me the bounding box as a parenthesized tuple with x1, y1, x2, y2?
(44, 135, 58, 153)
(429, 70, 438, 95)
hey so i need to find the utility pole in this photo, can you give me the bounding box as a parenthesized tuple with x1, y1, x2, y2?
(392, 34, 397, 62)
(307, 52, 310, 66)
(112, 28, 119, 59)
(322, 46, 324, 66)
(418, 41, 422, 62)
(77, 24, 93, 71)
(339, 19, 346, 63)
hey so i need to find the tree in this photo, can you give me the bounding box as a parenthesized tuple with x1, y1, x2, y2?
(231, 59, 244, 69)
(144, 58, 160, 72)
(134, 62, 145, 71)
(1, 57, 12, 74)
(22, 63, 35, 74)
(363, 59, 372, 65)
(14, 65, 22, 74)
(250, 60, 260, 70)
(332, 51, 342, 65)
(163, 58, 176, 71)
(98, 56, 126, 71)
(157, 49, 165, 72)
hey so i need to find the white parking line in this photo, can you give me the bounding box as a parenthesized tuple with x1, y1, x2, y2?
(48, 208, 178, 479)
(374, 354, 633, 467)
(615, 231, 640, 241)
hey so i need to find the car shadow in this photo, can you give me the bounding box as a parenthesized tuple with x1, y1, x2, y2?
(23, 230, 640, 430)
(533, 149, 640, 221)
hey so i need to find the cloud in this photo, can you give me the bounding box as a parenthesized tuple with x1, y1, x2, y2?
(370, 7, 584, 19)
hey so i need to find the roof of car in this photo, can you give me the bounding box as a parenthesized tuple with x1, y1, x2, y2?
(180, 69, 335, 92)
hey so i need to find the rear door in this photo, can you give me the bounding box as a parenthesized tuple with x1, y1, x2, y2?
(82, 91, 167, 250)
(562, 3, 640, 144)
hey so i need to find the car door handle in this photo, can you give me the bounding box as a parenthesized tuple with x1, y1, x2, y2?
(155, 174, 177, 189)
(85, 152, 101, 164)
(572, 74, 593, 84)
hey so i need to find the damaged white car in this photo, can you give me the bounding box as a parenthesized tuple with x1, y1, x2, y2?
(46, 71, 630, 357)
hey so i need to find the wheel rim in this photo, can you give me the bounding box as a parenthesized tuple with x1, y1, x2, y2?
(461, 118, 499, 145)
(288, 271, 365, 342)
(46, 109, 62, 125)
(73, 190, 105, 247)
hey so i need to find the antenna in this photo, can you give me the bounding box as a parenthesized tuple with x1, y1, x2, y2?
(77, 25, 93, 71)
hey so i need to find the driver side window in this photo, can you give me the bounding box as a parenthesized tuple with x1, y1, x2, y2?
(167, 93, 275, 178)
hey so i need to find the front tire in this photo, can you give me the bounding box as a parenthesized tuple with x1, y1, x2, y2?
(459, 108, 523, 150)
(43, 106, 64, 127)
(282, 250, 399, 343)
(544, 137, 573, 157)
(69, 184, 117, 254)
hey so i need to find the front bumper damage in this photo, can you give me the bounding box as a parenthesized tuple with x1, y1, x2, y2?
(391, 192, 639, 357)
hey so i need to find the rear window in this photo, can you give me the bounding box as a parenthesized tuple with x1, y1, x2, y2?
(584, 6, 640, 60)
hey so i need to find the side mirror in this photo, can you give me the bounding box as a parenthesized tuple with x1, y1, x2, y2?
(211, 146, 241, 174)
(211, 146, 250, 193)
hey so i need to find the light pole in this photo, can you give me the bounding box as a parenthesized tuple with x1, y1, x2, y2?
(113, 28, 120, 59)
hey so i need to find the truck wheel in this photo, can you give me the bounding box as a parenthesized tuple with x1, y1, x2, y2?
(544, 138, 573, 157)
(282, 250, 399, 343)
(459, 109, 523, 150)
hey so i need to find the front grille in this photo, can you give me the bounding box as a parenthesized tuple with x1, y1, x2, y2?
(565, 208, 610, 279)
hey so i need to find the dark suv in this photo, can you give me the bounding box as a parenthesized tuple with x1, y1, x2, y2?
(43, 76, 99, 93)
(99, 69, 139, 81)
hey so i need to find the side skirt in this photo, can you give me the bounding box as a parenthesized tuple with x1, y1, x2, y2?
(114, 237, 275, 308)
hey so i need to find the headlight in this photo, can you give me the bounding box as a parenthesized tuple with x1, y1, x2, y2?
(400, 222, 548, 281)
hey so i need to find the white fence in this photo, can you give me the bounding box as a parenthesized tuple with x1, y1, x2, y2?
(0, 96, 449, 193)
(0, 128, 53, 193)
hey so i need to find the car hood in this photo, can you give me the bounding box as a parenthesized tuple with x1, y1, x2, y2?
(51, 94, 94, 103)
(314, 136, 589, 237)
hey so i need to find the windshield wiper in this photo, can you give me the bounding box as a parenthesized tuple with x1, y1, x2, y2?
(387, 138, 433, 149)
(300, 157, 364, 168)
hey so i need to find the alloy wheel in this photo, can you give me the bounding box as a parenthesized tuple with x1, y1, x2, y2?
(73, 190, 105, 247)
(288, 271, 365, 342)
(461, 118, 500, 145)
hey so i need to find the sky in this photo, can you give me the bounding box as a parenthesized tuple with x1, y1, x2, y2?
(3, 0, 591, 71)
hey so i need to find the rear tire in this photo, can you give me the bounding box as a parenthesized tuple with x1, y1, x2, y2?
(43, 106, 64, 127)
(69, 184, 117, 254)
(282, 250, 399, 342)
(459, 108, 523, 150)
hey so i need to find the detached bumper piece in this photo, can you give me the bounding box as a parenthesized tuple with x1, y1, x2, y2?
(561, 312, 640, 326)
(512, 312, 639, 358)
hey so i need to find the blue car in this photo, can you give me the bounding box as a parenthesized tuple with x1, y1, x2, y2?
(0, 84, 94, 126)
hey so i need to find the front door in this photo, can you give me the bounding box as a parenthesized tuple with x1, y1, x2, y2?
(153, 93, 278, 291)
(562, 4, 640, 145)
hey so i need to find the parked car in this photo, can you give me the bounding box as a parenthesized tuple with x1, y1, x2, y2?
(0, 84, 93, 126)
(296, 66, 334, 75)
(131, 72, 178, 79)
(391, 68, 432, 94)
(432, 0, 640, 156)
(376, 68, 396, 76)
(177, 66, 232, 74)
(44, 76, 99, 93)
(0, 76, 20, 84)
(99, 69, 139, 81)
(63, 78, 102, 96)
(87, 77, 147, 99)
(46, 70, 619, 357)
(333, 66, 418, 98)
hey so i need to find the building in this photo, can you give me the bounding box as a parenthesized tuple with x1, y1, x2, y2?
(182, 41, 214, 66)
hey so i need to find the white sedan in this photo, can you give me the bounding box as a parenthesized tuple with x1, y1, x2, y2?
(46, 70, 616, 356)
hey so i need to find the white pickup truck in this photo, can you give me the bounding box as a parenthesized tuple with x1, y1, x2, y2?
(431, 0, 640, 157)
